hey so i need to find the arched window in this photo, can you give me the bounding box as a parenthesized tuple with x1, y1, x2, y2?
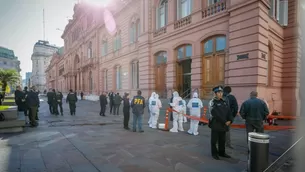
(136, 20, 140, 38)
(131, 61, 139, 89)
(116, 66, 122, 90)
(89, 71, 93, 92)
(130, 23, 136, 43)
(130, 19, 140, 43)
(156, 0, 168, 29)
(177, 44, 192, 60)
(177, 0, 192, 19)
(267, 44, 273, 86)
(101, 39, 108, 56)
(113, 31, 121, 51)
(156, 51, 167, 65)
(104, 69, 108, 90)
(88, 42, 92, 58)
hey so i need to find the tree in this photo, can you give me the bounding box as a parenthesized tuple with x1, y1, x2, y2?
(0, 69, 19, 94)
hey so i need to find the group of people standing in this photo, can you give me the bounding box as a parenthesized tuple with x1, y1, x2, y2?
(14, 86, 40, 127)
(46, 89, 78, 116)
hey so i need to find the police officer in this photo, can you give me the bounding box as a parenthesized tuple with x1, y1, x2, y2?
(56, 90, 64, 115)
(209, 86, 233, 160)
(66, 89, 77, 115)
(47, 89, 55, 114)
(131, 90, 146, 132)
(25, 86, 40, 127)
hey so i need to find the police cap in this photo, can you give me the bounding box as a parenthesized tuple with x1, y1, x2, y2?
(212, 86, 223, 93)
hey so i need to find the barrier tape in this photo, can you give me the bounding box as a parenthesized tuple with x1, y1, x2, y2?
(166, 107, 296, 131)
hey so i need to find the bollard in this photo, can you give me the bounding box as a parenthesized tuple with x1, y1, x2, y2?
(248, 132, 270, 172)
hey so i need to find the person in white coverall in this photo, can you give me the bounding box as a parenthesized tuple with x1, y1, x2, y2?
(187, 92, 203, 135)
(182, 99, 187, 123)
(150, 94, 162, 128)
(148, 92, 156, 127)
(170, 91, 184, 132)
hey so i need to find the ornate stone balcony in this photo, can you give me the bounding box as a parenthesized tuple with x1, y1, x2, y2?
(174, 15, 192, 30)
(202, 0, 227, 18)
(153, 27, 167, 37)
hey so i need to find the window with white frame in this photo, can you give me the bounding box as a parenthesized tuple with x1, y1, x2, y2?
(116, 66, 122, 89)
(177, 0, 192, 19)
(131, 61, 139, 89)
(104, 69, 108, 91)
(156, 0, 168, 29)
(113, 31, 121, 51)
(101, 39, 108, 56)
(269, 0, 288, 26)
(88, 41, 93, 58)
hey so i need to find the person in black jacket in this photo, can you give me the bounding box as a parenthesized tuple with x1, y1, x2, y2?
(239, 91, 269, 141)
(99, 91, 107, 116)
(108, 91, 114, 113)
(66, 89, 78, 115)
(209, 86, 233, 160)
(14, 86, 24, 112)
(56, 90, 64, 115)
(223, 86, 238, 149)
(123, 93, 131, 130)
(47, 89, 56, 114)
(26, 86, 40, 127)
(131, 90, 145, 132)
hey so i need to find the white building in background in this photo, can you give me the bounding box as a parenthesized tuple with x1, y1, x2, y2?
(31, 40, 58, 92)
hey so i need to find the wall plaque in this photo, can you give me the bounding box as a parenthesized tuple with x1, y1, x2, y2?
(237, 53, 249, 60)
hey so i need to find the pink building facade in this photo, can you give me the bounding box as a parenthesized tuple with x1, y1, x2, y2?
(46, 0, 303, 116)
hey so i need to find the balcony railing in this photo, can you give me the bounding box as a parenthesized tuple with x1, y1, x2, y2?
(174, 15, 192, 29)
(153, 27, 167, 37)
(202, 0, 227, 18)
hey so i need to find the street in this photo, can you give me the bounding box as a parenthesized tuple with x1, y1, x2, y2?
(0, 98, 296, 172)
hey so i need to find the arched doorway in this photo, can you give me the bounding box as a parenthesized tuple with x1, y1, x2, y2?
(176, 44, 192, 98)
(202, 35, 226, 98)
(155, 51, 167, 98)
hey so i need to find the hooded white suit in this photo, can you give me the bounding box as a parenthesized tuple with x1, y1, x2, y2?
(148, 92, 156, 127)
(150, 94, 162, 128)
(187, 92, 203, 135)
(169, 91, 184, 132)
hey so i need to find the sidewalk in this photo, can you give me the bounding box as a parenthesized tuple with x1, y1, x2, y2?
(0, 98, 296, 172)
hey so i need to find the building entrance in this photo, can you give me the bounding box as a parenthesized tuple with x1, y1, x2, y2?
(176, 59, 192, 98)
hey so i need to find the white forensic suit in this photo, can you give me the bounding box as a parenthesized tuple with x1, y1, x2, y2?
(182, 99, 187, 123)
(169, 91, 184, 132)
(148, 92, 156, 127)
(150, 94, 162, 128)
(187, 92, 203, 136)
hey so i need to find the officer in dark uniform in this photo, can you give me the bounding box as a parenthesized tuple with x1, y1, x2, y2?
(208, 86, 233, 160)
(66, 89, 77, 115)
(47, 89, 56, 114)
(25, 86, 40, 127)
(55, 90, 64, 115)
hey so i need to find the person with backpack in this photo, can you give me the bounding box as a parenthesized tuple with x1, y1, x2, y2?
(223, 86, 239, 149)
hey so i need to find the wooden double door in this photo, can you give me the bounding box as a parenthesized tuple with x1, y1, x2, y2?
(202, 53, 225, 98)
(155, 64, 166, 98)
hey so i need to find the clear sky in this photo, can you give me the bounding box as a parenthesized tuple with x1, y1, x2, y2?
(0, 0, 77, 79)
